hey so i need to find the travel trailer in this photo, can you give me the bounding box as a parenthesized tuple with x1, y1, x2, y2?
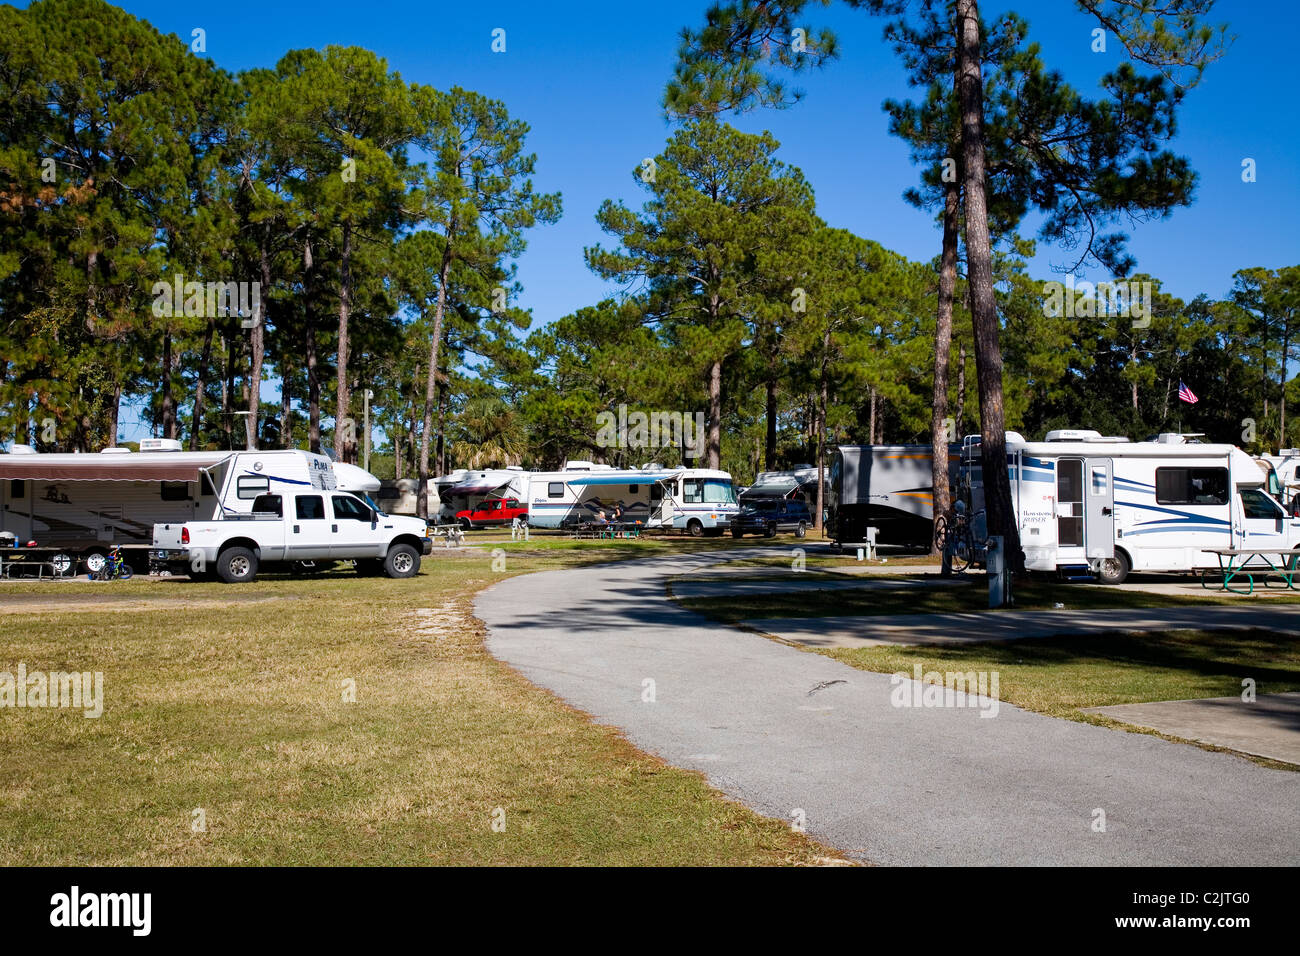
(0, 441, 379, 569)
(828, 444, 958, 547)
(526, 465, 739, 535)
(964, 430, 1300, 584)
(741, 464, 821, 504)
(437, 468, 528, 524)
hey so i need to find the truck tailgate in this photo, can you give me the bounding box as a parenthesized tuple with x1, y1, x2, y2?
(152, 522, 185, 549)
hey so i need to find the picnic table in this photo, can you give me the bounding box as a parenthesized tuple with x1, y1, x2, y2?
(570, 520, 643, 539)
(1201, 548, 1300, 595)
(0, 547, 77, 579)
(427, 523, 465, 548)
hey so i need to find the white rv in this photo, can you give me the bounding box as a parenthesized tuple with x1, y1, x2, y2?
(0, 440, 378, 569)
(526, 465, 739, 535)
(964, 430, 1300, 584)
(1256, 449, 1300, 510)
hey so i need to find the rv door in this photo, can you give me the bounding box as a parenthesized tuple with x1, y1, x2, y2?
(1084, 458, 1115, 561)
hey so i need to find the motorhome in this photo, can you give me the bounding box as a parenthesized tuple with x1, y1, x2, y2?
(526, 465, 739, 535)
(0, 440, 378, 569)
(964, 430, 1300, 584)
(828, 444, 957, 548)
(1255, 449, 1300, 511)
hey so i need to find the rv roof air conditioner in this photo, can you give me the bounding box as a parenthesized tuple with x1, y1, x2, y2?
(1044, 429, 1102, 442)
(99, 447, 132, 454)
(138, 438, 183, 452)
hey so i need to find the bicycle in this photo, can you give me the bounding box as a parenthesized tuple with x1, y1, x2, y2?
(88, 545, 134, 581)
(933, 505, 985, 574)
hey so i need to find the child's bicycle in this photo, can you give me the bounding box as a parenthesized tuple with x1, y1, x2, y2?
(88, 545, 133, 581)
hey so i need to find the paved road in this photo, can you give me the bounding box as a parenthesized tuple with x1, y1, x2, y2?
(750, 604, 1300, 648)
(476, 549, 1300, 865)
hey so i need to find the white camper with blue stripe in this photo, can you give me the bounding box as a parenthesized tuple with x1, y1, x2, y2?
(965, 430, 1299, 584)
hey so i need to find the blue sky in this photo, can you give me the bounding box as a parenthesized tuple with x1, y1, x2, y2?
(16, 0, 1300, 439)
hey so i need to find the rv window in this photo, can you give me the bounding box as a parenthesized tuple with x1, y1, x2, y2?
(683, 479, 704, 503)
(1155, 467, 1228, 506)
(237, 475, 270, 500)
(296, 496, 325, 520)
(1089, 466, 1108, 496)
(1239, 488, 1283, 520)
(548, 482, 564, 498)
(9, 479, 24, 499)
(160, 481, 190, 502)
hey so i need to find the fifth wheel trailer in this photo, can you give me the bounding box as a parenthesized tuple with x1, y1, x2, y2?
(0, 441, 380, 570)
(828, 444, 958, 547)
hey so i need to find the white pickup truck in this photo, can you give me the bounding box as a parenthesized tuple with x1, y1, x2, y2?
(151, 490, 432, 583)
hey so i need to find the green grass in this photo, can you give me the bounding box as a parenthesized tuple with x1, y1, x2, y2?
(674, 574, 1300, 623)
(0, 551, 840, 866)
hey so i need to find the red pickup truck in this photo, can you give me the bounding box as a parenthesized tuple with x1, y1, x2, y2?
(455, 497, 528, 530)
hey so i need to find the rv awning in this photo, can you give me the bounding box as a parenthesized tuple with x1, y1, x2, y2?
(567, 474, 658, 487)
(444, 480, 507, 496)
(0, 459, 212, 482)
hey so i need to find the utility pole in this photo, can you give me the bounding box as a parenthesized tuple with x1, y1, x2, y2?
(363, 389, 374, 473)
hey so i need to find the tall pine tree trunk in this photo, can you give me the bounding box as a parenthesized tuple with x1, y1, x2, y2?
(161, 330, 176, 440)
(418, 237, 453, 519)
(304, 236, 321, 454)
(930, 174, 959, 553)
(765, 371, 778, 470)
(815, 326, 830, 533)
(335, 220, 354, 463)
(957, 0, 1023, 576)
(707, 359, 723, 469)
(280, 370, 292, 449)
(191, 320, 213, 450)
(957, 343, 967, 433)
(247, 235, 270, 450)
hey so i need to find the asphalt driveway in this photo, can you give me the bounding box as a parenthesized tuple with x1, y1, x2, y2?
(476, 549, 1300, 865)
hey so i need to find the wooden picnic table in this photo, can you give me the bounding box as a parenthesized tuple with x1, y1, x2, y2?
(1201, 548, 1300, 595)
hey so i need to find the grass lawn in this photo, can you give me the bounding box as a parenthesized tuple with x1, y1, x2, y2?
(674, 573, 1300, 622)
(816, 628, 1300, 769)
(0, 548, 839, 865)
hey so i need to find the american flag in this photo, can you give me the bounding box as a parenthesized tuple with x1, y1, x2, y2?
(1178, 381, 1199, 404)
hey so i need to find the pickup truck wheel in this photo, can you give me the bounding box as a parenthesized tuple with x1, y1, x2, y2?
(384, 543, 421, 578)
(795, 522, 807, 539)
(459, 518, 472, 532)
(764, 522, 777, 538)
(217, 547, 258, 583)
(731, 525, 744, 538)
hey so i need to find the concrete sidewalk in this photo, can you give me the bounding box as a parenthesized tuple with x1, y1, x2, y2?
(1085, 693, 1300, 766)
(476, 549, 1300, 865)
(748, 604, 1300, 648)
